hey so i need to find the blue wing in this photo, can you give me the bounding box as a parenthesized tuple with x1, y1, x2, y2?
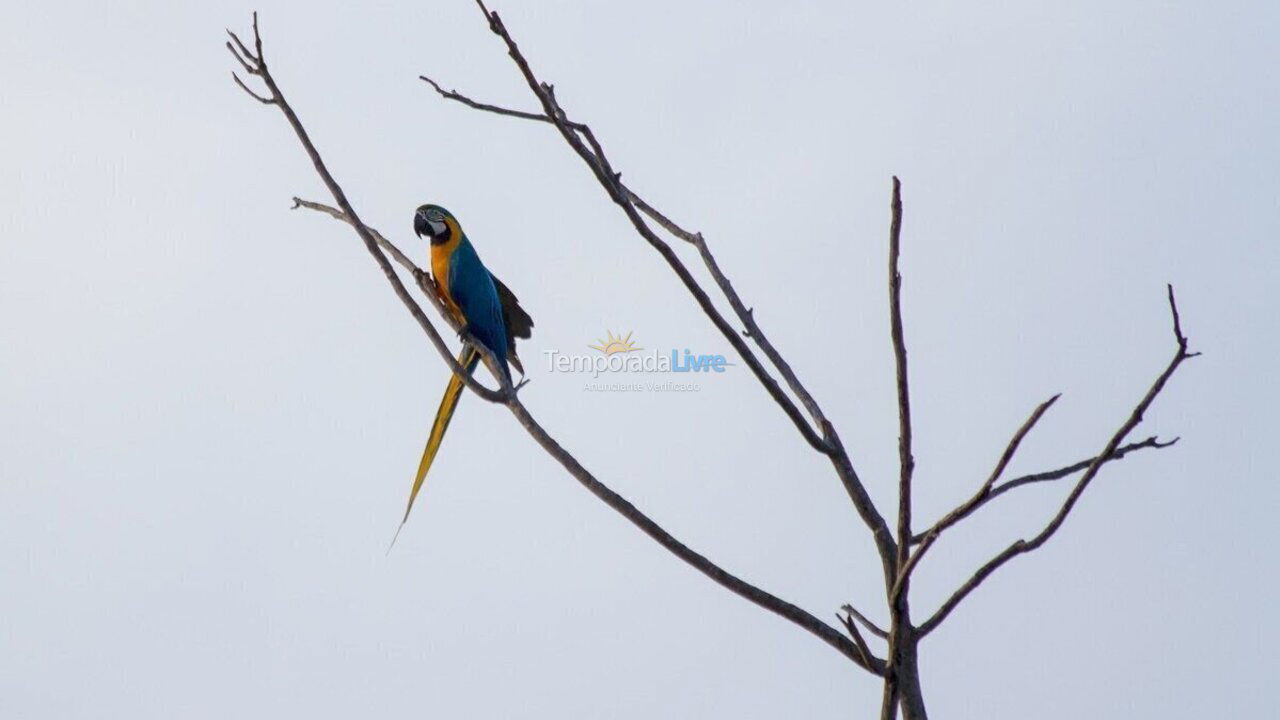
(448, 237, 511, 382)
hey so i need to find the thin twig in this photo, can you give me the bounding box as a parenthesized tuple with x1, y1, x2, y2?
(892, 394, 1060, 601)
(225, 16, 510, 403)
(291, 197, 418, 273)
(917, 286, 1197, 637)
(231, 72, 274, 104)
(841, 604, 889, 640)
(837, 612, 883, 673)
(226, 42, 258, 76)
(908, 434, 1178, 545)
(290, 197, 471, 340)
(225, 28, 258, 68)
(419, 74, 584, 129)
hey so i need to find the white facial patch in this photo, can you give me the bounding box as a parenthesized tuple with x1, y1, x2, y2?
(428, 218, 447, 236)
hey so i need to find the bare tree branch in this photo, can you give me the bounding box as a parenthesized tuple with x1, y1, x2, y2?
(881, 176, 919, 720)
(463, 0, 900, 584)
(838, 611, 884, 673)
(916, 286, 1197, 638)
(893, 394, 1060, 601)
(290, 197, 516, 368)
(841, 604, 889, 640)
(227, 13, 883, 676)
(888, 177, 914, 572)
(225, 26, 259, 69)
(231, 72, 274, 104)
(420, 74, 575, 127)
(500, 399, 884, 674)
(225, 16, 510, 404)
(291, 197, 419, 274)
(908, 435, 1178, 545)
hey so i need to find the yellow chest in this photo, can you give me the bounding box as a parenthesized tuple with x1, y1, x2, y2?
(430, 223, 464, 321)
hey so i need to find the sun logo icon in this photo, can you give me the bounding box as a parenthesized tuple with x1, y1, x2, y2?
(589, 330, 642, 355)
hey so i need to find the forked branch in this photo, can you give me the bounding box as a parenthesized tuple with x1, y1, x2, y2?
(909, 434, 1178, 545)
(227, 13, 881, 676)
(916, 286, 1197, 637)
(892, 394, 1060, 602)
(226, 15, 511, 403)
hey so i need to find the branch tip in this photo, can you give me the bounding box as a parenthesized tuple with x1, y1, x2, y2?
(231, 72, 273, 104)
(840, 604, 889, 640)
(918, 288, 1194, 637)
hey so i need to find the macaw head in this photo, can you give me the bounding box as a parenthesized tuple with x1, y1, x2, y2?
(414, 204, 458, 246)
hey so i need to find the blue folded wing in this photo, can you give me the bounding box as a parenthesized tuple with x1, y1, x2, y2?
(447, 238, 510, 382)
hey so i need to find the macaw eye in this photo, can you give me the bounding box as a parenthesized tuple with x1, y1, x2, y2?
(426, 209, 444, 222)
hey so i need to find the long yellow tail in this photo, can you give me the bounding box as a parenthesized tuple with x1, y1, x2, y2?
(389, 347, 480, 549)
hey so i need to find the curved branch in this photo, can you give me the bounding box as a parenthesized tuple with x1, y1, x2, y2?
(838, 611, 884, 673)
(841, 603, 889, 640)
(893, 394, 1060, 601)
(291, 197, 418, 272)
(917, 286, 1197, 638)
(908, 434, 1179, 545)
(225, 16, 510, 403)
(227, 14, 879, 675)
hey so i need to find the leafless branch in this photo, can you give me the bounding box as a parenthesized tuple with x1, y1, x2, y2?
(225, 25, 259, 69)
(291, 197, 419, 275)
(225, 15, 511, 403)
(461, 0, 900, 584)
(841, 604, 889, 640)
(231, 72, 274, 104)
(916, 286, 1197, 638)
(892, 394, 1060, 601)
(838, 611, 884, 673)
(910, 434, 1178, 545)
(227, 13, 881, 676)
(880, 176, 919, 720)
(419, 74, 582, 129)
(888, 177, 914, 572)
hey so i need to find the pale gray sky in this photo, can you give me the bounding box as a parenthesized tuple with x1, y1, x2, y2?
(2, 1, 1277, 717)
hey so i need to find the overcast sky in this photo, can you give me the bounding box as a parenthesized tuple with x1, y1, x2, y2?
(2, 1, 1277, 717)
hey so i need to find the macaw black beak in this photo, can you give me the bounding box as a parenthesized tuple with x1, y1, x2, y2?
(413, 213, 430, 239)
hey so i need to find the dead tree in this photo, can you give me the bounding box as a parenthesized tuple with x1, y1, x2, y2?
(226, 6, 1196, 718)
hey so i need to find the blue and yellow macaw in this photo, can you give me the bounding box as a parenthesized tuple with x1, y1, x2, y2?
(396, 204, 532, 535)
